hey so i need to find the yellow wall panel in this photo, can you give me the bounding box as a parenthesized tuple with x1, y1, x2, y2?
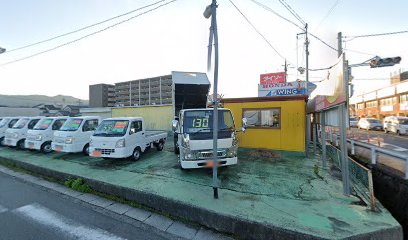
(224, 100, 305, 152)
(112, 106, 173, 131)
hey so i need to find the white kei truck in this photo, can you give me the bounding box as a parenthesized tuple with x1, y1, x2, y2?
(172, 108, 238, 169)
(26, 117, 69, 153)
(52, 116, 101, 155)
(89, 117, 167, 161)
(4, 117, 42, 149)
(0, 117, 20, 145)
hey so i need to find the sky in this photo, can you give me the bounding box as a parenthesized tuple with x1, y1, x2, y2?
(0, 0, 407, 101)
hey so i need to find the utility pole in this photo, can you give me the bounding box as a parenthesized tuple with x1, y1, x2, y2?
(204, 0, 219, 199)
(284, 59, 288, 82)
(305, 23, 310, 158)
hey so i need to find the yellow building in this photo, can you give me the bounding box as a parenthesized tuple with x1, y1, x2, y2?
(223, 96, 306, 152)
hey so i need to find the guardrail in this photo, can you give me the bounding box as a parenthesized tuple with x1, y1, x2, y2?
(328, 132, 408, 179)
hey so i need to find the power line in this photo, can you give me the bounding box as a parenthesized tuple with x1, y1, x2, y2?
(309, 56, 342, 71)
(3, 0, 167, 54)
(343, 30, 408, 41)
(228, 0, 291, 63)
(0, 0, 177, 67)
(278, 0, 305, 25)
(344, 48, 376, 56)
(250, 0, 338, 52)
(315, 0, 341, 30)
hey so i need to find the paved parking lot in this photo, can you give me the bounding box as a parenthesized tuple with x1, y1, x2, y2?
(0, 145, 401, 239)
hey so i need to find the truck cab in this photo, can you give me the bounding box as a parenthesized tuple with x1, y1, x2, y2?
(89, 117, 167, 161)
(4, 117, 42, 149)
(52, 116, 101, 155)
(0, 117, 20, 145)
(172, 108, 238, 169)
(26, 117, 69, 153)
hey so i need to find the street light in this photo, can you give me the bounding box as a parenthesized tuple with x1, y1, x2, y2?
(204, 0, 220, 199)
(0, 47, 6, 54)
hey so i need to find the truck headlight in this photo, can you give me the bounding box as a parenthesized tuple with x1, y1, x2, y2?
(181, 134, 190, 148)
(115, 139, 126, 148)
(65, 137, 73, 144)
(227, 146, 238, 157)
(35, 135, 43, 141)
(231, 131, 238, 147)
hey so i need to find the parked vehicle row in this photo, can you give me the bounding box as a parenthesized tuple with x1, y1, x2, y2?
(350, 116, 408, 135)
(1, 116, 167, 161)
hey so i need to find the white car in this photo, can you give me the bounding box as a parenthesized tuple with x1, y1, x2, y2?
(52, 116, 101, 155)
(357, 118, 383, 130)
(0, 117, 20, 145)
(89, 117, 167, 161)
(383, 116, 408, 135)
(349, 117, 358, 128)
(26, 117, 69, 153)
(4, 117, 42, 149)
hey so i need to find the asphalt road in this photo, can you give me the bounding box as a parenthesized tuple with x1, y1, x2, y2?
(0, 172, 171, 240)
(348, 128, 408, 151)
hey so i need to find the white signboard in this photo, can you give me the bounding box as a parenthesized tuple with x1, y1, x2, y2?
(258, 81, 315, 97)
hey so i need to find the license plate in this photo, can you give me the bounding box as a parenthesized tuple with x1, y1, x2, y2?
(55, 146, 62, 152)
(92, 150, 102, 157)
(27, 142, 34, 149)
(206, 160, 220, 168)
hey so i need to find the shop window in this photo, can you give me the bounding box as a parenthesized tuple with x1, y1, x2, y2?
(243, 108, 280, 128)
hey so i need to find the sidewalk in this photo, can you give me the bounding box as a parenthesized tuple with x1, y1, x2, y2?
(0, 146, 402, 239)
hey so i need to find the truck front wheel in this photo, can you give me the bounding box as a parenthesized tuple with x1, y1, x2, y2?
(41, 142, 52, 153)
(156, 141, 164, 151)
(131, 147, 141, 161)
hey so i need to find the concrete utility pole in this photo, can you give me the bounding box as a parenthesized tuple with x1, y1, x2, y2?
(204, 0, 219, 199)
(338, 31, 351, 195)
(305, 24, 310, 158)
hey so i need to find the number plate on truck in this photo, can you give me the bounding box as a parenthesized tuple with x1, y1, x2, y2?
(92, 150, 102, 157)
(55, 146, 62, 152)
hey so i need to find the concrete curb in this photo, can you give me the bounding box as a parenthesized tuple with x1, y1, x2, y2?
(0, 162, 230, 240)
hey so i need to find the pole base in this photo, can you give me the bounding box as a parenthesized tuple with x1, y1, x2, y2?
(213, 187, 218, 199)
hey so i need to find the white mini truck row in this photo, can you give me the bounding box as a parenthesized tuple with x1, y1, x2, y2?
(0, 117, 20, 145)
(4, 117, 42, 149)
(89, 117, 167, 161)
(26, 117, 68, 153)
(52, 116, 101, 155)
(172, 108, 238, 169)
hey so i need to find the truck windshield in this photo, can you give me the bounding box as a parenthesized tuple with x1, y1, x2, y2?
(34, 118, 53, 130)
(60, 119, 83, 131)
(12, 118, 29, 129)
(0, 118, 9, 128)
(183, 110, 235, 139)
(94, 120, 129, 137)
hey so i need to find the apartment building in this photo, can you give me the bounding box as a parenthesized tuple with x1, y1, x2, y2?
(89, 84, 115, 107)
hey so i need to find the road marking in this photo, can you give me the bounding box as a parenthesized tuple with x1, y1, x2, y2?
(13, 203, 126, 240)
(0, 204, 8, 214)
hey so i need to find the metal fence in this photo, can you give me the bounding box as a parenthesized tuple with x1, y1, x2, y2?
(325, 143, 375, 210)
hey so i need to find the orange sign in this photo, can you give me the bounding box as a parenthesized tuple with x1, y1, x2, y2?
(260, 72, 285, 84)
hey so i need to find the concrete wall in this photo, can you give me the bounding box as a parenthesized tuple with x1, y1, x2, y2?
(0, 107, 41, 117)
(225, 100, 305, 152)
(112, 105, 173, 131)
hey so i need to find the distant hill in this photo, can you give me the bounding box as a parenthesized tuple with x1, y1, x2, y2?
(0, 94, 88, 108)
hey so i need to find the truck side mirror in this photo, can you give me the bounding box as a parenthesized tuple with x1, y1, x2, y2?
(242, 118, 248, 133)
(172, 120, 179, 132)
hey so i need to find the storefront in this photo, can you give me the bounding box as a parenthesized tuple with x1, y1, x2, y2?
(223, 96, 306, 152)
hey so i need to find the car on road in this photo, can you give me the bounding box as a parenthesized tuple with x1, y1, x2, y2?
(357, 118, 383, 130)
(383, 116, 408, 135)
(349, 116, 358, 128)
